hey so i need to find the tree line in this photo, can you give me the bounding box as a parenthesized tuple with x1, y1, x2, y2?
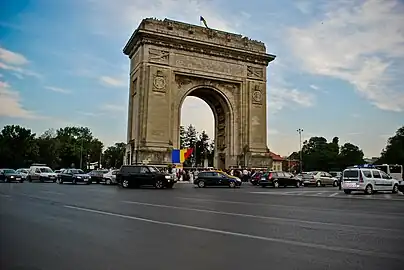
(288, 126, 404, 172)
(0, 124, 402, 171)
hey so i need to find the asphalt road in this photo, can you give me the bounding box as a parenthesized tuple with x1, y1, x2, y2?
(1, 182, 403, 270)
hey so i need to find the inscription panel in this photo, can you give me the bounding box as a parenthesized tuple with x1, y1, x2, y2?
(174, 54, 244, 77)
(247, 66, 264, 79)
(149, 48, 169, 65)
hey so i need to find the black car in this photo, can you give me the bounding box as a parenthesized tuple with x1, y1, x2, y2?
(258, 171, 301, 188)
(0, 169, 23, 183)
(57, 169, 91, 184)
(116, 165, 176, 189)
(194, 171, 242, 188)
(398, 180, 404, 193)
(88, 169, 109, 184)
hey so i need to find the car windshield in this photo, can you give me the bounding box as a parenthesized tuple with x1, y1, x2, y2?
(71, 169, 84, 174)
(39, 168, 53, 173)
(148, 166, 159, 173)
(3, 169, 16, 174)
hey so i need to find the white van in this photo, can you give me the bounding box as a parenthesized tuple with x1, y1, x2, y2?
(27, 164, 58, 182)
(342, 165, 399, 195)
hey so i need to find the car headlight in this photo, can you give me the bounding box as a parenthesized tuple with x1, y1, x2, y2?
(260, 177, 265, 180)
(88, 176, 91, 179)
(76, 176, 82, 179)
(165, 175, 171, 179)
(10, 176, 14, 178)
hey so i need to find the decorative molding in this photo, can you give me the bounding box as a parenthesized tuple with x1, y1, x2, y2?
(247, 66, 264, 79)
(252, 84, 263, 105)
(130, 37, 272, 66)
(149, 48, 169, 65)
(153, 70, 167, 92)
(175, 74, 239, 94)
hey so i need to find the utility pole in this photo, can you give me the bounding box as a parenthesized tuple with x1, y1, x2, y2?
(297, 128, 303, 173)
(79, 137, 83, 170)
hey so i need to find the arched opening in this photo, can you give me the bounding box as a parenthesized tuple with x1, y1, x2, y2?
(178, 87, 232, 169)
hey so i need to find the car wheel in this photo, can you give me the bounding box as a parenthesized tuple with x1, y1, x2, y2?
(295, 181, 300, 188)
(72, 178, 77, 185)
(155, 180, 164, 189)
(106, 179, 111, 185)
(197, 180, 206, 188)
(316, 180, 322, 187)
(122, 180, 130, 188)
(365, 184, 373, 195)
(229, 181, 236, 188)
(273, 181, 279, 188)
(333, 181, 338, 187)
(344, 189, 351, 194)
(392, 184, 398, 194)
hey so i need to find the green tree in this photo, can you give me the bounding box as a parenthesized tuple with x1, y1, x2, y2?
(338, 143, 364, 168)
(102, 142, 126, 169)
(377, 126, 404, 165)
(301, 137, 331, 171)
(0, 125, 38, 168)
(36, 129, 60, 169)
(195, 131, 211, 167)
(179, 126, 187, 148)
(183, 125, 198, 166)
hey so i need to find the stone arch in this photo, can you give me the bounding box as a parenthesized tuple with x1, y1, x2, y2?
(176, 84, 235, 168)
(123, 18, 276, 168)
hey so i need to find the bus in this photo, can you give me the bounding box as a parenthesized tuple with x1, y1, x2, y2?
(374, 164, 403, 181)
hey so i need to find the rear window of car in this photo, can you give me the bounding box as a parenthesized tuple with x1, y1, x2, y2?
(362, 170, 372, 178)
(343, 170, 359, 178)
(121, 166, 140, 173)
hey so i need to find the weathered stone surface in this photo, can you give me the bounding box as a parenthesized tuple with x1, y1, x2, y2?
(123, 18, 276, 169)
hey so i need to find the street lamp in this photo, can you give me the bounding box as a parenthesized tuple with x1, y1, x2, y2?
(297, 128, 303, 173)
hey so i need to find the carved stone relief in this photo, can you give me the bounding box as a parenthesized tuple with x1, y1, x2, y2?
(149, 48, 169, 65)
(247, 66, 263, 79)
(175, 74, 239, 94)
(252, 84, 263, 105)
(153, 70, 167, 93)
(174, 54, 244, 77)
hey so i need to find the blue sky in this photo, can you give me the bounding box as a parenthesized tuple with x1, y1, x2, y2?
(0, 0, 403, 157)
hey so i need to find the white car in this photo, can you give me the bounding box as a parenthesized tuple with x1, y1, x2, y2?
(102, 170, 119, 185)
(27, 164, 58, 182)
(342, 165, 399, 195)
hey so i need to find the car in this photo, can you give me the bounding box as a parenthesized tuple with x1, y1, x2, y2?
(301, 171, 339, 187)
(88, 169, 109, 184)
(342, 165, 399, 195)
(16, 168, 29, 180)
(56, 169, 91, 184)
(250, 172, 264, 185)
(0, 169, 24, 183)
(194, 171, 242, 188)
(258, 171, 301, 188)
(116, 165, 176, 189)
(398, 180, 404, 193)
(27, 164, 58, 182)
(102, 170, 119, 185)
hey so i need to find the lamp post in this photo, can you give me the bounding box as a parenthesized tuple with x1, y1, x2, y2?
(297, 128, 303, 173)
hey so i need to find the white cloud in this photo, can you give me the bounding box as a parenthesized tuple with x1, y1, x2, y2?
(0, 47, 29, 65)
(102, 104, 125, 112)
(181, 96, 214, 138)
(309, 84, 319, 90)
(287, 0, 404, 112)
(100, 76, 125, 87)
(268, 87, 315, 114)
(0, 80, 40, 119)
(45, 86, 71, 94)
(84, 0, 239, 36)
(0, 58, 40, 79)
(0, 74, 3, 77)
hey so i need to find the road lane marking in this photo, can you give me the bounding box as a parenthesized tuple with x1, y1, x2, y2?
(122, 200, 402, 233)
(177, 197, 404, 217)
(0, 194, 11, 198)
(40, 191, 64, 196)
(64, 204, 403, 261)
(329, 193, 339, 197)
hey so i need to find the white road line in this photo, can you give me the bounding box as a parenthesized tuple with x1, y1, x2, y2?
(64, 204, 403, 261)
(316, 193, 323, 195)
(329, 193, 339, 197)
(122, 200, 401, 233)
(177, 197, 404, 217)
(40, 191, 64, 196)
(0, 194, 11, 198)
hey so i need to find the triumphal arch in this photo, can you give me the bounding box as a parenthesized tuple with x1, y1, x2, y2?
(123, 18, 276, 169)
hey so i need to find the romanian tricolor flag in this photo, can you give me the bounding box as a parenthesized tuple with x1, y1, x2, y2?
(172, 148, 194, 164)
